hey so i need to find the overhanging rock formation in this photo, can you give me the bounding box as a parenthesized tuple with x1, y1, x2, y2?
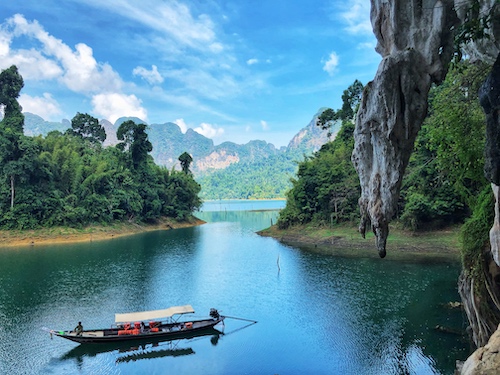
(352, 0, 457, 257)
(353, 0, 500, 364)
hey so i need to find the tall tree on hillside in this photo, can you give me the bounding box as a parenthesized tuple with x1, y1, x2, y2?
(116, 120, 153, 170)
(0, 65, 25, 209)
(316, 79, 363, 134)
(178, 152, 193, 174)
(67, 112, 106, 145)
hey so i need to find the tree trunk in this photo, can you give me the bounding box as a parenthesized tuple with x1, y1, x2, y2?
(10, 174, 14, 209)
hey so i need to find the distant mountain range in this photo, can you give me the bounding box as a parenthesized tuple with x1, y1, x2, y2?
(23, 111, 337, 199)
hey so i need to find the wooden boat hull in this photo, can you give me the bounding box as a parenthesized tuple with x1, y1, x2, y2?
(50, 317, 224, 344)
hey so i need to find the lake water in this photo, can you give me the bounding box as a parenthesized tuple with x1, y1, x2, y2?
(0, 200, 470, 374)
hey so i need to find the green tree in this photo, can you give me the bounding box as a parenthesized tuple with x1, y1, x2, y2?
(316, 79, 363, 135)
(117, 120, 153, 170)
(277, 80, 363, 229)
(0, 65, 25, 209)
(67, 112, 106, 145)
(178, 152, 193, 174)
(400, 60, 489, 230)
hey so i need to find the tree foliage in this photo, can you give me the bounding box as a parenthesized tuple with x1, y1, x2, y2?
(117, 120, 153, 171)
(316, 79, 363, 135)
(0, 65, 25, 209)
(0, 66, 202, 229)
(277, 61, 489, 231)
(196, 152, 298, 199)
(179, 152, 193, 174)
(277, 80, 363, 229)
(67, 112, 106, 145)
(400, 60, 489, 230)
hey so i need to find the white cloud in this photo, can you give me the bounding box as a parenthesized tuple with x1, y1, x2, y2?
(3, 14, 123, 93)
(0, 18, 62, 81)
(357, 41, 377, 50)
(209, 42, 224, 53)
(163, 68, 240, 100)
(174, 118, 188, 133)
(260, 120, 269, 130)
(323, 52, 339, 76)
(247, 58, 259, 65)
(91, 93, 147, 123)
(338, 1, 372, 36)
(194, 122, 224, 138)
(0, 33, 9, 57)
(78, 0, 219, 51)
(19, 93, 62, 120)
(133, 65, 164, 85)
(0, 14, 151, 124)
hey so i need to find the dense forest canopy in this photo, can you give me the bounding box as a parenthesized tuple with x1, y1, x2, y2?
(196, 151, 301, 200)
(277, 60, 489, 231)
(0, 65, 202, 229)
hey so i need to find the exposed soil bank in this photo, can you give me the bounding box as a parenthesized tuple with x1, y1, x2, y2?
(0, 217, 205, 249)
(258, 223, 461, 261)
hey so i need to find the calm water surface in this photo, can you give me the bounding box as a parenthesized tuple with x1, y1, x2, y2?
(0, 200, 470, 374)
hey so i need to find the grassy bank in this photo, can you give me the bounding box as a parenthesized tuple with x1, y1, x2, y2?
(258, 222, 461, 260)
(0, 216, 205, 249)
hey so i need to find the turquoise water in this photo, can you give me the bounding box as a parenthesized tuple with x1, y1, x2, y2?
(0, 200, 469, 374)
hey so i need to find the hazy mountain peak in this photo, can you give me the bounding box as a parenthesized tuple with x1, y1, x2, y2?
(23, 111, 331, 175)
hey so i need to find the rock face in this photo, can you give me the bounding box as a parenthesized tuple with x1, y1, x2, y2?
(353, 0, 500, 371)
(352, 0, 457, 257)
(357, 0, 500, 370)
(454, 0, 500, 65)
(459, 324, 500, 375)
(353, 0, 500, 259)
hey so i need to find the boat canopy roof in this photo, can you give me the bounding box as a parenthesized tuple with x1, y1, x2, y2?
(115, 305, 195, 323)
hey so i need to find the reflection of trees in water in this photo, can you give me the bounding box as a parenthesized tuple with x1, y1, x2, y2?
(198, 209, 280, 231)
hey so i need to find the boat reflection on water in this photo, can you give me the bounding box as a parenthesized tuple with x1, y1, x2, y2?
(61, 328, 223, 364)
(116, 346, 195, 363)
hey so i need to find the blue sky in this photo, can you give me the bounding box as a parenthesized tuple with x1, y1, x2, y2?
(0, 0, 380, 147)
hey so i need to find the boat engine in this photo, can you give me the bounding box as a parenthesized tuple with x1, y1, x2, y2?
(209, 308, 220, 319)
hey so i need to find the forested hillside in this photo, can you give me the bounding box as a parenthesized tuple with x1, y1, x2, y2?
(24, 108, 333, 200)
(278, 62, 489, 231)
(0, 66, 202, 230)
(196, 151, 299, 199)
(196, 114, 336, 199)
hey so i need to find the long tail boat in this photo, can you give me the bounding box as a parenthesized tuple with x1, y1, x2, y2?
(48, 305, 224, 344)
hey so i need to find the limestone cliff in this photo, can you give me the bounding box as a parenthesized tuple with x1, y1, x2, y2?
(352, 0, 457, 257)
(459, 323, 500, 375)
(354, 0, 499, 260)
(356, 0, 500, 361)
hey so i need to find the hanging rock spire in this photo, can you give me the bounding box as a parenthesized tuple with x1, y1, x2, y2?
(352, 0, 458, 257)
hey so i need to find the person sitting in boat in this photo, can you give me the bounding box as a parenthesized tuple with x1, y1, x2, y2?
(74, 322, 83, 336)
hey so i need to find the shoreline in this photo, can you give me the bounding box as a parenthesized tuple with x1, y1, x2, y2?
(0, 217, 205, 249)
(258, 223, 462, 261)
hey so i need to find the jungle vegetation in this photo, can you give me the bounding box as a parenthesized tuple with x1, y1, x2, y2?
(277, 60, 490, 231)
(196, 152, 299, 200)
(0, 65, 202, 230)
